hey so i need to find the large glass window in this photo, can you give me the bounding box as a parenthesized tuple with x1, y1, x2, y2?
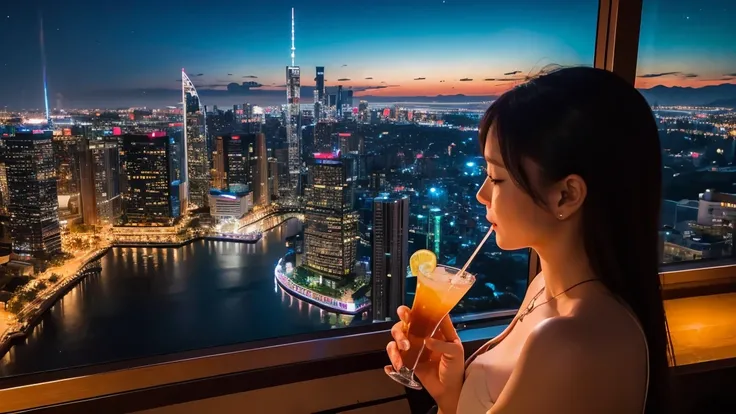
(638, 0, 736, 366)
(0, 0, 598, 378)
(636, 0, 736, 265)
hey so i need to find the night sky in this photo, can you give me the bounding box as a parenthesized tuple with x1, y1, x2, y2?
(0, 0, 734, 109)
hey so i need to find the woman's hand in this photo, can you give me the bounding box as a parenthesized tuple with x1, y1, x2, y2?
(386, 306, 465, 413)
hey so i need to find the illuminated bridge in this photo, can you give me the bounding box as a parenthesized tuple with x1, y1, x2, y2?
(239, 211, 303, 235)
(236, 205, 303, 233)
(79, 260, 102, 276)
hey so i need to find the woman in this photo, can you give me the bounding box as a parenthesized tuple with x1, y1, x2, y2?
(386, 67, 672, 413)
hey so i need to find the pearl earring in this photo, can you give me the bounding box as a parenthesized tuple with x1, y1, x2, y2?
(558, 213, 564, 219)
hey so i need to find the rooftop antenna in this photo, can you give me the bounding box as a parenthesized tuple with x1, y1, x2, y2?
(290, 7, 295, 66)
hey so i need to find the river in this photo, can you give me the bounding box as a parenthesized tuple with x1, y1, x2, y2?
(0, 219, 370, 378)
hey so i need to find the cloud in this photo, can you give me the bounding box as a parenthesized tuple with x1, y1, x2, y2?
(195, 73, 204, 77)
(726, 73, 736, 77)
(503, 70, 521, 75)
(337, 78, 350, 81)
(227, 73, 233, 76)
(341, 64, 348, 67)
(485, 77, 522, 82)
(684, 73, 698, 78)
(364, 77, 373, 80)
(380, 81, 387, 84)
(637, 72, 682, 78)
(413, 77, 426, 80)
(351, 84, 400, 92)
(702, 76, 735, 81)
(242, 75, 258, 79)
(459, 78, 473, 82)
(226, 81, 263, 93)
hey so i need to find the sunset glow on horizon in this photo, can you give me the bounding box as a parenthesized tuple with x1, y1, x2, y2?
(1, 0, 733, 108)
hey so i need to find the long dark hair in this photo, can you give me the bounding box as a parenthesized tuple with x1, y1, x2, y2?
(479, 66, 672, 413)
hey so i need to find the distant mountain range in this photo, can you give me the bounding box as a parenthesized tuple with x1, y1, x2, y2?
(637, 83, 736, 107)
(356, 93, 496, 104)
(356, 84, 735, 107)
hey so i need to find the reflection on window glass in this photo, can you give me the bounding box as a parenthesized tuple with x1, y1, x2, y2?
(637, 0, 736, 264)
(0, 0, 597, 377)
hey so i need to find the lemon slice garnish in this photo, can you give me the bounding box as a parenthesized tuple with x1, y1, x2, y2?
(410, 249, 437, 277)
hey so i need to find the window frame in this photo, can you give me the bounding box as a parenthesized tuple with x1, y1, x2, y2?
(2, 0, 735, 409)
(0, 264, 734, 412)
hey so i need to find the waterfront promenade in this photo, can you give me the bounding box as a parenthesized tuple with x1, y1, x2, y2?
(0, 209, 302, 358)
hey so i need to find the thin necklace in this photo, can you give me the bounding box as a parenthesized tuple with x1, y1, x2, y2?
(518, 279, 599, 322)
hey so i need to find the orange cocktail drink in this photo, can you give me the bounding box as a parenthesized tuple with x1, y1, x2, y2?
(401, 264, 475, 369)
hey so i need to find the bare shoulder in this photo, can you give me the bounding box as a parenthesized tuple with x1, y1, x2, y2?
(490, 296, 648, 413)
(530, 294, 647, 364)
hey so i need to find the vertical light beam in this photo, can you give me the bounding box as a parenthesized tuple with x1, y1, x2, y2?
(39, 11, 50, 125)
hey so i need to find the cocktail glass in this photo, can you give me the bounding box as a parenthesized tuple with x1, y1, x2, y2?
(386, 264, 475, 390)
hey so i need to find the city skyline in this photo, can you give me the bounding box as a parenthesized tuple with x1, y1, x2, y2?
(1, 0, 734, 109)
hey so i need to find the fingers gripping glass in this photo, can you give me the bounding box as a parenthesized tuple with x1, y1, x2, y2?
(387, 264, 476, 390)
(386, 229, 491, 390)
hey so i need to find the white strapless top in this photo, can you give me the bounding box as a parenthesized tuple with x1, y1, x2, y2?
(457, 360, 496, 413)
(455, 296, 650, 414)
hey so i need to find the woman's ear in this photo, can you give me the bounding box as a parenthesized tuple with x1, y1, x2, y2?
(550, 174, 586, 219)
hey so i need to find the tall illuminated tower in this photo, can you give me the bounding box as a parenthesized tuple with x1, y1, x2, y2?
(286, 8, 302, 198)
(182, 70, 209, 210)
(6, 131, 61, 257)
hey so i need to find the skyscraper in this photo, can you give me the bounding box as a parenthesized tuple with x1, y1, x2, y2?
(337, 85, 343, 118)
(253, 132, 269, 206)
(314, 121, 334, 153)
(315, 66, 325, 119)
(269, 157, 279, 201)
(182, 69, 209, 210)
(286, 8, 302, 198)
(121, 133, 179, 226)
(52, 132, 81, 196)
(316, 66, 325, 103)
(211, 134, 251, 194)
(371, 194, 409, 321)
(304, 154, 359, 280)
(80, 138, 122, 226)
(5, 131, 61, 258)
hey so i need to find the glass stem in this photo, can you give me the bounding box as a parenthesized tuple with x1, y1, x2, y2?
(410, 341, 426, 372)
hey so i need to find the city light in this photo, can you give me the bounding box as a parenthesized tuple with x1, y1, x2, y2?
(0, 0, 733, 383)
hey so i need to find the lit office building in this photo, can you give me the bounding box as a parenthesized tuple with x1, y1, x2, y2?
(269, 158, 280, 201)
(212, 133, 262, 196)
(371, 194, 409, 321)
(121, 133, 179, 226)
(286, 8, 302, 196)
(314, 121, 333, 152)
(208, 189, 252, 220)
(0, 142, 9, 214)
(52, 131, 81, 196)
(79, 139, 122, 226)
(697, 189, 736, 228)
(183, 70, 209, 210)
(275, 148, 290, 199)
(315, 66, 325, 119)
(303, 153, 359, 281)
(5, 131, 61, 257)
(253, 132, 269, 206)
(337, 131, 366, 179)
